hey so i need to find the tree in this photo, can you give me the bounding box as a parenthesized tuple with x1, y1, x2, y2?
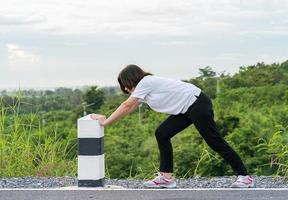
(0, 90, 7, 96)
(198, 66, 216, 79)
(83, 86, 105, 113)
(185, 66, 218, 98)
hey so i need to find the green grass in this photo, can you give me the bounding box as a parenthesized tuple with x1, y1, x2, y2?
(0, 93, 77, 177)
(1, 91, 288, 179)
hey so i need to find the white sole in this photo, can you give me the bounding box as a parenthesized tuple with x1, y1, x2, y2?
(143, 182, 177, 189)
(231, 183, 255, 188)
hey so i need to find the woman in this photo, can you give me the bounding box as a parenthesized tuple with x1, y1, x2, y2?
(91, 64, 254, 188)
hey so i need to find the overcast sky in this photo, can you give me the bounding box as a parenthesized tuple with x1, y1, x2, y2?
(0, 0, 287, 90)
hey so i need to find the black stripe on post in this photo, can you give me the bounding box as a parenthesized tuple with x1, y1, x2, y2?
(78, 179, 105, 187)
(78, 138, 104, 155)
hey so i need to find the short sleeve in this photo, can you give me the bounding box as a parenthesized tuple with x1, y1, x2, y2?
(130, 76, 152, 102)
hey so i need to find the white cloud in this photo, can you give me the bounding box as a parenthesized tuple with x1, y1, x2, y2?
(215, 53, 272, 63)
(158, 41, 187, 46)
(0, 14, 46, 25)
(62, 42, 87, 47)
(7, 44, 40, 70)
(0, 0, 287, 36)
(0, 0, 287, 89)
(216, 53, 248, 61)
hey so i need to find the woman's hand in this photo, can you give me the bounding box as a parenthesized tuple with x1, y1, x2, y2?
(90, 113, 107, 127)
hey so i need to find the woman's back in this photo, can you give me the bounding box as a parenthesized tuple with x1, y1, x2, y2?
(130, 75, 201, 115)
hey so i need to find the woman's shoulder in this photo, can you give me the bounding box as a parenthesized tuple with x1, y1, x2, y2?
(144, 75, 164, 80)
(144, 75, 180, 83)
(137, 75, 159, 87)
(141, 74, 155, 82)
(142, 75, 164, 82)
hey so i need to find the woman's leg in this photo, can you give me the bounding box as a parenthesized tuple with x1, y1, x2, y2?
(185, 93, 248, 176)
(155, 114, 192, 173)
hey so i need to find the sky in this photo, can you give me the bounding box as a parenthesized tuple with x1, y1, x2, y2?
(0, 0, 288, 90)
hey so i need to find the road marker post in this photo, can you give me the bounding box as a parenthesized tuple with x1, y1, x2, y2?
(77, 114, 105, 187)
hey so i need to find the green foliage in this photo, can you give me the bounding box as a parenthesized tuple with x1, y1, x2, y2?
(184, 66, 218, 99)
(198, 66, 216, 78)
(83, 86, 105, 113)
(0, 96, 77, 177)
(222, 61, 288, 89)
(187, 77, 218, 99)
(256, 125, 288, 176)
(1, 60, 288, 179)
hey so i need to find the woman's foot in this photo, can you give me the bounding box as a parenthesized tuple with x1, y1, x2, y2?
(231, 175, 255, 188)
(143, 172, 177, 188)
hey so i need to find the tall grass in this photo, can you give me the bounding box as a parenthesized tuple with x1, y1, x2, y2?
(0, 92, 77, 177)
(1, 90, 288, 179)
(256, 125, 288, 176)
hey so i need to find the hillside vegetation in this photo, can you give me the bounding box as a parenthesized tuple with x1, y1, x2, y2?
(0, 60, 287, 179)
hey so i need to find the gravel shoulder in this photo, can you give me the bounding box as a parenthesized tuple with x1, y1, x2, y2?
(1, 176, 288, 188)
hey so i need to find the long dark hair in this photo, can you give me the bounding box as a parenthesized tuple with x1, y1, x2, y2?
(118, 64, 153, 94)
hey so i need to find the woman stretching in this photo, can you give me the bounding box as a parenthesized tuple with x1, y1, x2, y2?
(91, 64, 254, 188)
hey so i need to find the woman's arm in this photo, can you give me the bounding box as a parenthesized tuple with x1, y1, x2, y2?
(103, 96, 141, 126)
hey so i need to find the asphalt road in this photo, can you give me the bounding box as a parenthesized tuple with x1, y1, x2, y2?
(1, 189, 288, 200)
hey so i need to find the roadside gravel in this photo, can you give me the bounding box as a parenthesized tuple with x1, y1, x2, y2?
(1, 176, 287, 188)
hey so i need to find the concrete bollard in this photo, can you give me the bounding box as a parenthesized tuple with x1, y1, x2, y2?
(77, 114, 105, 187)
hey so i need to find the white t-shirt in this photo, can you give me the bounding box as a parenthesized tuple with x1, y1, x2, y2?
(130, 75, 201, 115)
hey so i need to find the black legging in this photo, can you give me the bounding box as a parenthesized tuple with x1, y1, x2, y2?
(155, 92, 248, 176)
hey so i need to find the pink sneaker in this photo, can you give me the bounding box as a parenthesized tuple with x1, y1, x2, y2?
(143, 172, 177, 188)
(231, 175, 255, 188)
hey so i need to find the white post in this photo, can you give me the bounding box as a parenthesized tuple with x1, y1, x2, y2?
(77, 114, 105, 187)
